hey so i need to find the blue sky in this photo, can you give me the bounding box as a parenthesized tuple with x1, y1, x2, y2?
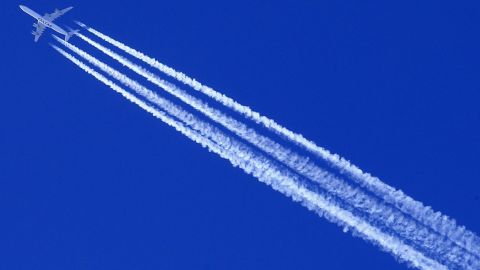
(1, 0, 479, 269)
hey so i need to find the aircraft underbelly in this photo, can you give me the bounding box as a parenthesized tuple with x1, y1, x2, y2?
(51, 24, 67, 35)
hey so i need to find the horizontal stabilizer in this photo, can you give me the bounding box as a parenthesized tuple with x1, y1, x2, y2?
(65, 27, 80, 42)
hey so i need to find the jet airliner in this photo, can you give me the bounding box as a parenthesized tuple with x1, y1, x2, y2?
(19, 5, 79, 42)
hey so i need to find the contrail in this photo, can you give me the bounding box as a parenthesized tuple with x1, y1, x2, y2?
(56, 36, 480, 269)
(66, 33, 480, 268)
(52, 45, 447, 270)
(75, 21, 480, 257)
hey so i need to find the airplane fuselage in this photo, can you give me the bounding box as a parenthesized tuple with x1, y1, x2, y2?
(20, 5, 68, 36)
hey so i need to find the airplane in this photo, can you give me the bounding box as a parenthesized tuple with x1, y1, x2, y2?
(19, 5, 79, 42)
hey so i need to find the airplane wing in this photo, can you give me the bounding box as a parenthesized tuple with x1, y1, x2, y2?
(43, 7, 73, 22)
(33, 23, 45, 42)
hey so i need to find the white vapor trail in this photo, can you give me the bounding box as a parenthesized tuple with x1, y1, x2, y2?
(67, 33, 480, 268)
(76, 22, 480, 257)
(52, 45, 447, 270)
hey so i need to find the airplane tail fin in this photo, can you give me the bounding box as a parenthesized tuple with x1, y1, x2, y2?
(65, 26, 80, 42)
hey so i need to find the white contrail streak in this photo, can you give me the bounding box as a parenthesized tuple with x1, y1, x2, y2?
(76, 22, 480, 257)
(56, 35, 472, 268)
(68, 33, 480, 268)
(52, 45, 447, 270)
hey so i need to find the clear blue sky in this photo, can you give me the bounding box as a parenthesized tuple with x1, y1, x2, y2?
(1, 1, 479, 269)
